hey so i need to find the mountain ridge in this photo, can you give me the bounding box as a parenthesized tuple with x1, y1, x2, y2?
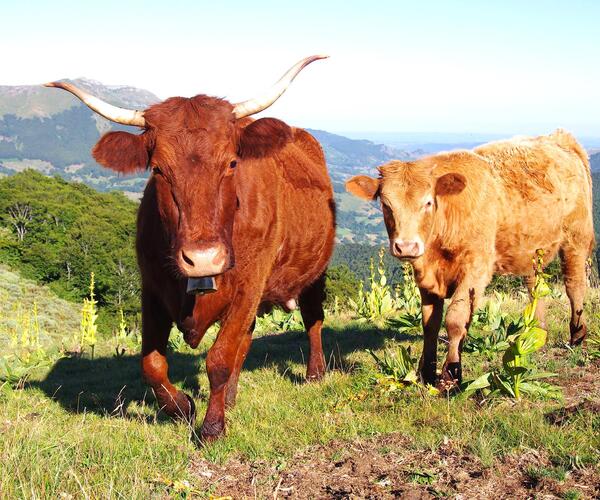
(0, 78, 402, 244)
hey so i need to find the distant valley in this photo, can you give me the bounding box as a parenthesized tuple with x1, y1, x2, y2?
(1, 80, 600, 245)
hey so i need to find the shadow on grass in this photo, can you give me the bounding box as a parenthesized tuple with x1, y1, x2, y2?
(33, 323, 416, 417)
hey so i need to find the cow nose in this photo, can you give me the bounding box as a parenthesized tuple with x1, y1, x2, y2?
(179, 243, 230, 277)
(392, 238, 423, 258)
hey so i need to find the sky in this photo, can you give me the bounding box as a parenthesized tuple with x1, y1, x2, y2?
(2, 0, 600, 136)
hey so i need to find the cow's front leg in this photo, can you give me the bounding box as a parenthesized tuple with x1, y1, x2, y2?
(201, 297, 259, 441)
(440, 281, 484, 390)
(418, 290, 444, 385)
(224, 320, 255, 408)
(141, 289, 195, 422)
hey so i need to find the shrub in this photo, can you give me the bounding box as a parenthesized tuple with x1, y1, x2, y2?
(0, 301, 63, 387)
(349, 248, 396, 323)
(463, 250, 561, 400)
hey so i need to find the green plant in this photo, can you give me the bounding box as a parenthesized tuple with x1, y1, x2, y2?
(368, 346, 419, 394)
(78, 272, 99, 358)
(387, 263, 422, 334)
(113, 308, 141, 356)
(471, 292, 509, 331)
(464, 294, 516, 360)
(463, 250, 561, 400)
(349, 247, 396, 323)
(0, 301, 62, 387)
(394, 263, 421, 316)
(368, 346, 438, 396)
(587, 334, 600, 361)
(255, 307, 304, 334)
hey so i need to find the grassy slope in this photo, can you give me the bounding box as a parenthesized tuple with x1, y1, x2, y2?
(0, 290, 599, 497)
(0, 265, 79, 351)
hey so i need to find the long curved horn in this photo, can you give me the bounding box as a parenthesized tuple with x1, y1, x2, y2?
(233, 55, 328, 119)
(44, 81, 146, 127)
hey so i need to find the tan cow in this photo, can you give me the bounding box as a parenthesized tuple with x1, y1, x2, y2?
(346, 130, 594, 387)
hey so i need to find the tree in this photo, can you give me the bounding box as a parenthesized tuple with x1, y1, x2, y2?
(7, 202, 33, 241)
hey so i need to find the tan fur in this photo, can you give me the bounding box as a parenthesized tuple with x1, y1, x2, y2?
(346, 130, 594, 385)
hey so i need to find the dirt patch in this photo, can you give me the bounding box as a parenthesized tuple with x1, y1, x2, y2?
(190, 434, 599, 499)
(190, 358, 600, 498)
(556, 359, 600, 406)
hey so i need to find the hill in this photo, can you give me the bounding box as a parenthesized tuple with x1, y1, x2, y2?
(0, 264, 79, 352)
(0, 80, 408, 244)
(0, 171, 139, 317)
(590, 152, 600, 172)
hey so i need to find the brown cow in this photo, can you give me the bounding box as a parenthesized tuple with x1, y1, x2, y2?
(46, 56, 336, 440)
(346, 130, 594, 387)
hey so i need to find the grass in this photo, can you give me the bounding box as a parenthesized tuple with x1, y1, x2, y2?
(0, 276, 599, 497)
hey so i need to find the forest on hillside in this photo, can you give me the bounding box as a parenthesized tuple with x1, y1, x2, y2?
(1, 170, 600, 330)
(0, 172, 139, 320)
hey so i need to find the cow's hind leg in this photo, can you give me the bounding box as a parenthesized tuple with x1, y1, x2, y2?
(299, 274, 327, 381)
(141, 289, 195, 423)
(560, 248, 588, 345)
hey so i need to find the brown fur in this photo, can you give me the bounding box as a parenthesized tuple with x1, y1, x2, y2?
(346, 130, 594, 386)
(93, 95, 336, 440)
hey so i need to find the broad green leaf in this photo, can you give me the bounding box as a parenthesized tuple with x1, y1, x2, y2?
(463, 372, 492, 393)
(516, 326, 547, 355)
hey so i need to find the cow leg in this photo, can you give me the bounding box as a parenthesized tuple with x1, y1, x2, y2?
(440, 284, 482, 389)
(224, 320, 255, 408)
(560, 248, 588, 345)
(299, 274, 327, 381)
(524, 275, 546, 329)
(418, 290, 444, 385)
(201, 296, 260, 441)
(141, 288, 194, 422)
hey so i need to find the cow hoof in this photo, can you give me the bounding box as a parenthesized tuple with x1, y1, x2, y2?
(420, 371, 437, 387)
(200, 419, 225, 443)
(570, 324, 587, 346)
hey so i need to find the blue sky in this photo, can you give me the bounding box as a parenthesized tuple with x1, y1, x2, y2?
(2, 0, 600, 135)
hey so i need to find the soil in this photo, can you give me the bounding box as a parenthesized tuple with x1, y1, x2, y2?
(190, 433, 599, 499)
(190, 359, 600, 499)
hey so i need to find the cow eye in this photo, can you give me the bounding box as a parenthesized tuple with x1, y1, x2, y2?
(152, 166, 162, 175)
(230, 160, 238, 169)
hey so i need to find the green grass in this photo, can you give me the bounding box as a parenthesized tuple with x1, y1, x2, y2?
(1, 278, 599, 497)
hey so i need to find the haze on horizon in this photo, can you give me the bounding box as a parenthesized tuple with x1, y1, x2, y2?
(2, 0, 600, 137)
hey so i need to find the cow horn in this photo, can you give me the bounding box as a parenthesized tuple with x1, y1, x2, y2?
(44, 81, 146, 127)
(232, 55, 328, 119)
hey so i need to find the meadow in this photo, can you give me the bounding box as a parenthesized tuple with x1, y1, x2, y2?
(0, 255, 599, 499)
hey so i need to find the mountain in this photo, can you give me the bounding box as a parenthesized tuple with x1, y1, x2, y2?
(590, 152, 600, 172)
(0, 79, 407, 244)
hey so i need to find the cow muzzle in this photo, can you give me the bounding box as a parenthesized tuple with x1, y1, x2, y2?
(178, 242, 231, 277)
(391, 238, 424, 259)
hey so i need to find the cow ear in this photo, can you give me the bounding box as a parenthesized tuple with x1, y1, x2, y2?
(92, 131, 149, 173)
(345, 175, 380, 200)
(238, 118, 293, 159)
(435, 172, 466, 197)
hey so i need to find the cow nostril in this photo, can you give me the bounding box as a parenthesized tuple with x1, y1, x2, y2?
(394, 242, 403, 255)
(181, 250, 195, 267)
